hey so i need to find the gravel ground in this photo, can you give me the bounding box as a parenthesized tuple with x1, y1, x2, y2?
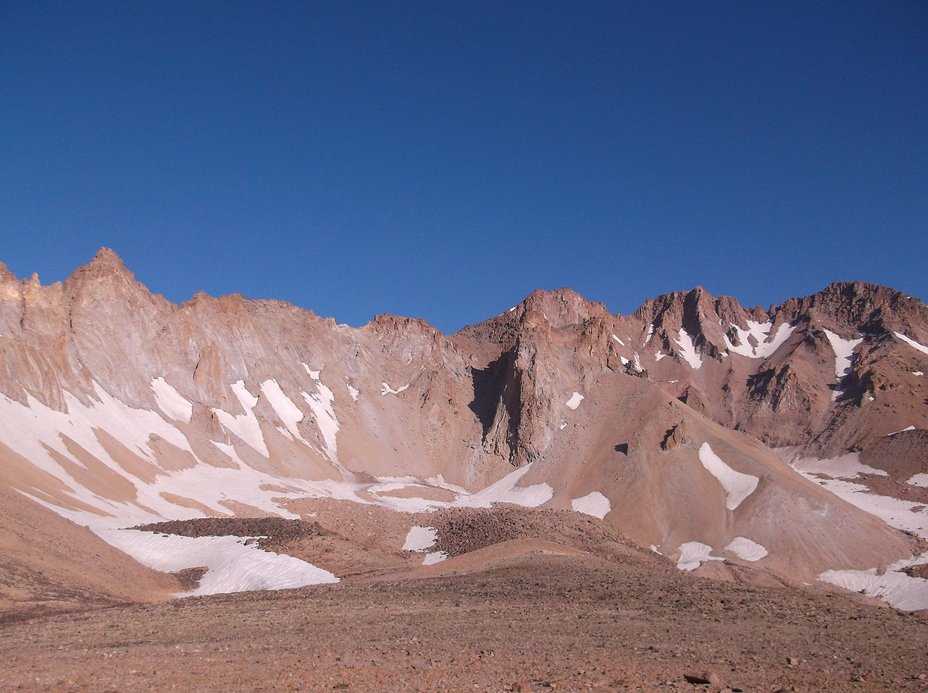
(2, 551, 928, 692)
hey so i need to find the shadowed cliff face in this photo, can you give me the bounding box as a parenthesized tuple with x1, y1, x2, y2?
(0, 249, 927, 608)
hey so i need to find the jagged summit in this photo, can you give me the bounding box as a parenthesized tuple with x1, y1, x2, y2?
(90, 246, 128, 269)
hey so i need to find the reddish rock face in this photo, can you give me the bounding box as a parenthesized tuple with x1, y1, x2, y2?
(0, 249, 927, 609)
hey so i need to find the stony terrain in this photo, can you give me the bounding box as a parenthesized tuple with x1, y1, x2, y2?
(3, 551, 928, 692)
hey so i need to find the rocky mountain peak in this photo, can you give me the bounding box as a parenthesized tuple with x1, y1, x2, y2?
(88, 247, 131, 275)
(366, 313, 439, 338)
(519, 288, 609, 330)
(63, 247, 142, 300)
(777, 281, 926, 336)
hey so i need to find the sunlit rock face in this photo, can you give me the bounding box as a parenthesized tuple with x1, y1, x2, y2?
(1, 250, 927, 606)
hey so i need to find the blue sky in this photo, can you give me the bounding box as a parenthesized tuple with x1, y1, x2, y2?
(2, 2, 926, 333)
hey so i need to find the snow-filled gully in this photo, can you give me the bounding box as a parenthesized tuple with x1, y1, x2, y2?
(0, 377, 558, 596)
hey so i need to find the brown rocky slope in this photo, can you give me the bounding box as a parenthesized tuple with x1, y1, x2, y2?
(0, 250, 925, 614)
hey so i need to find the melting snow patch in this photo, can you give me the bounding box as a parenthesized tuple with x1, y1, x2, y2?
(99, 529, 338, 596)
(888, 426, 916, 436)
(571, 491, 611, 519)
(818, 568, 928, 612)
(381, 382, 409, 396)
(422, 552, 447, 565)
(620, 356, 629, 366)
(346, 383, 359, 401)
(698, 443, 759, 510)
(725, 537, 768, 562)
(301, 371, 340, 462)
(211, 441, 244, 467)
(895, 332, 928, 356)
(565, 392, 584, 410)
(456, 463, 553, 508)
(674, 330, 703, 369)
(789, 451, 887, 478)
(643, 324, 654, 345)
(823, 330, 863, 400)
(654, 351, 666, 361)
(151, 378, 193, 423)
(213, 381, 268, 457)
(784, 451, 928, 539)
(914, 371, 925, 377)
(724, 321, 796, 359)
(261, 380, 306, 443)
(908, 473, 928, 488)
(676, 542, 724, 571)
(612, 335, 624, 346)
(403, 526, 437, 552)
(0, 383, 197, 495)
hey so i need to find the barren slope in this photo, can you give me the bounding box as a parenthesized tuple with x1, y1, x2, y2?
(0, 250, 926, 614)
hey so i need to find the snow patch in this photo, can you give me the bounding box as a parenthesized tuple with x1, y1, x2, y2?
(99, 529, 338, 596)
(643, 324, 654, 345)
(725, 536, 768, 562)
(674, 330, 703, 369)
(571, 491, 611, 519)
(823, 329, 863, 400)
(301, 371, 339, 462)
(789, 451, 887, 478)
(211, 440, 244, 467)
(611, 335, 624, 346)
(151, 378, 193, 423)
(698, 443, 759, 510)
(213, 381, 268, 457)
(914, 371, 925, 377)
(784, 450, 928, 540)
(887, 425, 916, 436)
(565, 392, 584, 410)
(0, 383, 197, 506)
(819, 567, 928, 612)
(908, 473, 928, 488)
(654, 351, 666, 361)
(724, 321, 796, 359)
(346, 383, 359, 401)
(423, 551, 448, 565)
(403, 526, 437, 552)
(261, 380, 306, 443)
(381, 382, 410, 396)
(676, 542, 724, 571)
(456, 463, 553, 509)
(895, 332, 928, 356)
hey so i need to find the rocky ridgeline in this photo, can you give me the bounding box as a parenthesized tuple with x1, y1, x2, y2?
(0, 248, 926, 605)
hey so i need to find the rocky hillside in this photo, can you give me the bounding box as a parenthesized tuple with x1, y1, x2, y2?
(0, 249, 926, 612)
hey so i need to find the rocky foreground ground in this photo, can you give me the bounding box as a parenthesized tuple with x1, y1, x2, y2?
(2, 549, 928, 693)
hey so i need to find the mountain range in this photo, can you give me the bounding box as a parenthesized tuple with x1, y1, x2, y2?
(1, 248, 927, 616)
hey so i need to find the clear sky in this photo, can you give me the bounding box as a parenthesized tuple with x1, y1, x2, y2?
(2, 2, 926, 333)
